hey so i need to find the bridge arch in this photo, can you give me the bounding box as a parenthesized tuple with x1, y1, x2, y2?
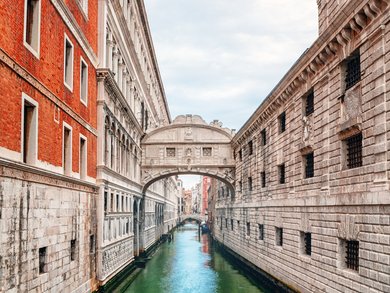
(141, 115, 236, 194)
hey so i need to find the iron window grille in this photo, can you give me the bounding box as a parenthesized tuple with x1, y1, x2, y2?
(345, 52, 361, 91)
(259, 224, 264, 240)
(246, 222, 250, 236)
(278, 164, 285, 184)
(304, 232, 312, 256)
(238, 149, 242, 161)
(203, 147, 212, 156)
(261, 129, 267, 145)
(231, 219, 234, 230)
(248, 177, 253, 191)
(225, 218, 228, 229)
(346, 240, 359, 271)
(70, 239, 76, 261)
(305, 91, 314, 116)
(276, 227, 283, 246)
(261, 171, 266, 188)
(248, 141, 253, 155)
(346, 133, 363, 169)
(279, 112, 286, 133)
(166, 148, 176, 157)
(305, 152, 314, 178)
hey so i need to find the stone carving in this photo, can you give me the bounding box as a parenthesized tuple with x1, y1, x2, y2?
(186, 148, 192, 157)
(102, 239, 133, 278)
(337, 215, 360, 240)
(302, 116, 311, 142)
(342, 84, 362, 123)
(184, 127, 193, 140)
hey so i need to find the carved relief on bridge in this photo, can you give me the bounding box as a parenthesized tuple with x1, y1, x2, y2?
(141, 115, 236, 191)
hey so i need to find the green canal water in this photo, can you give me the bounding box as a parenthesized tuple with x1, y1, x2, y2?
(123, 223, 271, 293)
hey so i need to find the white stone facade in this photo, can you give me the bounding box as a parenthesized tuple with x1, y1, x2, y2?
(214, 0, 390, 292)
(95, 0, 179, 285)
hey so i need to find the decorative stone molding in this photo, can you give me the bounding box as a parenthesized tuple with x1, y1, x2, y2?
(337, 215, 360, 240)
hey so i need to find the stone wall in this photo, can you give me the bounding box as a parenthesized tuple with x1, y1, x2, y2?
(0, 168, 96, 293)
(216, 0, 390, 292)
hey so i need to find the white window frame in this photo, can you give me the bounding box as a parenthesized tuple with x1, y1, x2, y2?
(63, 122, 73, 176)
(21, 93, 39, 165)
(77, 0, 88, 19)
(79, 134, 87, 180)
(23, 0, 41, 58)
(64, 34, 74, 92)
(80, 57, 88, 106)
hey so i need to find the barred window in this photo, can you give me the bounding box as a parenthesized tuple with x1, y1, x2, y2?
(248, 177, 253, 191)
(246, 222, 250, 236)
(301, 232, 312, 256)
(70, 239, 76, 261)
(203, 147, 212, 156)
(275, 227, 283, 246)
(261, 171, 266, 188)
(225, 218, 228, 229)
(346, 240, 359, 271)
(260, 129, 267, 145)
(279, 112, 286, 133)
(346, 133, 362, 169)
(305, 90, 314, 116)
(304, 152, 314, 178)
(345, 52, 361, 91)
(238, 149, 242, 161)
(278, 164, 285, 184)
(259, 224, 264, 240)
(166, 148, 176, 157)
(239, 181, 242, 191)
(248, 141, 253, 155)
(231, 219, 234, 230)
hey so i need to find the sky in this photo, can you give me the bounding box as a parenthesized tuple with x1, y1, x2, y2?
(143, 0, 319, 189)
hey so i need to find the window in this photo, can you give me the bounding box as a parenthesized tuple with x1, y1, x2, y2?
(248, 177, 253, 191)
(104, 191, 108, 212)
(345, 133, 363, 169)
(70, 239, 76, 261)
(225, 218, 228, 229)
(166, 148, 176, 157)
(89, 235, 95, 254)
(261, 172, 266, 188)
(305, 90, 314, 116)
(63, 124, 72, 176)
(79, 136, 87, 180)
(278, 164, 285, 184)
(275, 227, 283, 246)
(260, 129, 266, 146)
(238, 149, 242, 161)
(39, 247, 47, 274)
(246, 222, 250, 236)
(64, 35, 74, 90)
(80, 58, 88, 105)
(24, 0, 41, 56)
(231, 219, 234, 230)
(248, 141, 253, 155)
(345, 51, 361, 91)
(301, 232, 312, 256)
(116, 194, 119, 211)
(238, 181, 242, 191)
(278, 112, 286, 133)
(258, 224, 264, 240)
(340, 239, 359, 271)
(346, 240, 359, 271)
(304, 152, 314, 178)
(203, 147, 212, 156)
(22, 94, 38, 165)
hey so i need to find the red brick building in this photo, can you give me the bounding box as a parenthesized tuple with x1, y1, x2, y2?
(0, 0, 99, 291)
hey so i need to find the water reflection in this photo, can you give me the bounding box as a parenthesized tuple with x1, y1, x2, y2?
(124, 223, 266, 293)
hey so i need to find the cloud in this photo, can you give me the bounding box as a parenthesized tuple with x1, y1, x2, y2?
(144, 0, 318, 130)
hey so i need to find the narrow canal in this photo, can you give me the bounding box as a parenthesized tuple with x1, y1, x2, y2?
(122, 223, 273, 293)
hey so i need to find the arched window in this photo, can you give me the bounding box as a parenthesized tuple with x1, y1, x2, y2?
(110, 123, 116, 169)
(104, 117, 110, 165)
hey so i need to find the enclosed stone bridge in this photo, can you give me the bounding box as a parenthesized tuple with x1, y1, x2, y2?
(141, 115, 236, 194)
